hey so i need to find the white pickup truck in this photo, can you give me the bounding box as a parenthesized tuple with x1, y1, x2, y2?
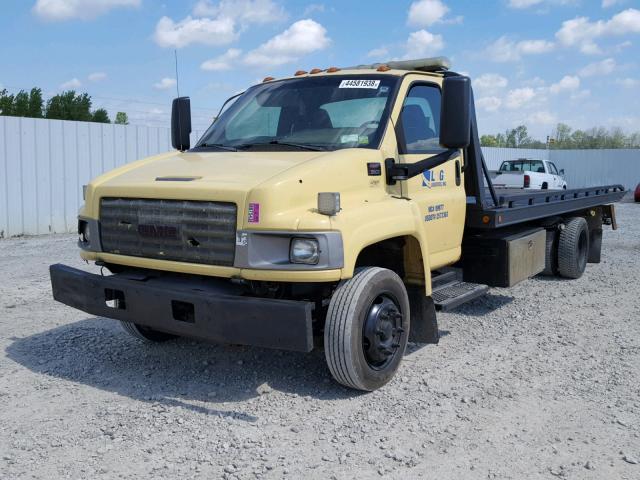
(491, 159, 567, 190)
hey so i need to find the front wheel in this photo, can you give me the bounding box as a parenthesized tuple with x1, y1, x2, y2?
(324, 267, 410, 391)
(119, 321, 178, 343)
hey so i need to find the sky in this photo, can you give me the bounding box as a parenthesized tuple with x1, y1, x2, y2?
(0, 0, 639, 138)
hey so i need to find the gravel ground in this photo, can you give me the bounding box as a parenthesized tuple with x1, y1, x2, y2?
(1, 202, 639, 480)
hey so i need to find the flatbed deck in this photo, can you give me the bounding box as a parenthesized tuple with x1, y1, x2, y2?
(466, 185, 626, 229)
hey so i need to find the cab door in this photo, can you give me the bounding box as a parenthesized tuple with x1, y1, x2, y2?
(393, 80, 466, 268)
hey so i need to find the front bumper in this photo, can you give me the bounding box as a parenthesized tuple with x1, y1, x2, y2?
(50, 264, 314, 352)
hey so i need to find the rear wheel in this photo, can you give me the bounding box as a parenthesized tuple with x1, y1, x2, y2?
(541, 229, 558, 276)
(324, 267, 410, 391)
(557, 217, 589, 279)
(119, 321, 177, 343)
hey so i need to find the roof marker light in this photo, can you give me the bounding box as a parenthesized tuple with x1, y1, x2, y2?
(294, 70, 308, 76)
(309, 68, 323, 74)
(326, 67, 340, 73)
(377, 65, 391, 72)
(263, 76, 275, 82)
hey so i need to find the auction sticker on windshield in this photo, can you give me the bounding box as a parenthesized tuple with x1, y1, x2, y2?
(339, 79, 380, 89)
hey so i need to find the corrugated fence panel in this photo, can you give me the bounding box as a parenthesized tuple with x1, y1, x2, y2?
(481, 147, 549, 170)
(551, 149, 640, 190)
(0, 116, 638, 237)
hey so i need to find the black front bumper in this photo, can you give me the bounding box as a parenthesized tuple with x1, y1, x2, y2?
(49, 264, 314, 352)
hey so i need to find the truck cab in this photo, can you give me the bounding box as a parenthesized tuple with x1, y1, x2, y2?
(50, 58, 624, 391)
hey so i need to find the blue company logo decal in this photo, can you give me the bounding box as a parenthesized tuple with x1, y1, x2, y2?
(422, 169, 446, 188)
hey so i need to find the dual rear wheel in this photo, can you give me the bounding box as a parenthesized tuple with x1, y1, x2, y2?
(543, 217, 590, 279)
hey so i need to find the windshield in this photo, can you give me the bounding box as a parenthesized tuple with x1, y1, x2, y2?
(499, 160, 545, 172)
(195, 75, 399, 152)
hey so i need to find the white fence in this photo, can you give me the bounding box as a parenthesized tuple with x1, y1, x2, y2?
(0, 116, 638, 237)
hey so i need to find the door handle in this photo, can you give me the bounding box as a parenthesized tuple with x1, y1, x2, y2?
(455, 160, 461, 186)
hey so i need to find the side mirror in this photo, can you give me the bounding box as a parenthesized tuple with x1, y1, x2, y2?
(440, 76, 471, 149)
(559, 169, 565, 175)
(171, 97, 192, 151)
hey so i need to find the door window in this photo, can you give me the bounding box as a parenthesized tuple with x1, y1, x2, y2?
(400, 84, 442, 154)
(548, 162, 558, 175)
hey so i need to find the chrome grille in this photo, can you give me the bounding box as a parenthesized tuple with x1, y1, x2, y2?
(100, 198, 237, 266)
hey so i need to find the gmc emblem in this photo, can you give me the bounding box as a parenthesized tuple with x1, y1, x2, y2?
(137, 224, 179, 239)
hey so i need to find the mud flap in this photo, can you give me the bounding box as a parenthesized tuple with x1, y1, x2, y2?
(407, 287, 439, 344)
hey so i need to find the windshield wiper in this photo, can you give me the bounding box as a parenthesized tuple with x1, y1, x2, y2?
(236, 141, 327, 151)
(195, 143, 238, 152)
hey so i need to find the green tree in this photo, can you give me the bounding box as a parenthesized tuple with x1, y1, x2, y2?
(13, 91, 30, 117)
(91, 108, 111, 123)
(27, 88, 44, 118)
(480, 134, 499, 147)
(114, 111, 129, 125)
(0, 89, 15, 116)
(45, 91, 93, 121)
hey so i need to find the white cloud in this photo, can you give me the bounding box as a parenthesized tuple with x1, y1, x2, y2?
(303, 3, 326, 16)
(153, 15, 237, 48)
(193, 0, 286, 24)
(477, 96, 502, 112)
(578, 57, 616, 76)
(243, 19, 330, 67)
(474, 73, 509, 93)
(529, 111, 557, 125)
(88, 72, 107, 82)
(570, 89, 591, 100)
(486, 36, 554, 62)
(33, 0, 140, 21)
(507, 0, 578, 9)
(60, 78, 82, 89)
(556, 9, 640, 54)
(153, 78, 177, 90)
(201, 48, 243, 71)
(404, 29, 445, 58)
(602, 0, 624, 8)
(505, 87, 535, 109)
(367, 47, 389, 59)
(549, 75, 580, 93)
(407, 0, 449, 27)
(615, 77, 638, 87)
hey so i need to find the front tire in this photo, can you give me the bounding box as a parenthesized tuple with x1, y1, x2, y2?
(324, 267, 410, 391)
(120, 321, 178, 343)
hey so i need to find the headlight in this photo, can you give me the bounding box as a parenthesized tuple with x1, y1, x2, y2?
(290, 238, 320, 264)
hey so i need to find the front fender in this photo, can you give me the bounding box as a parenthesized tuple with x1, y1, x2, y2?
(333, 198, 432, 293)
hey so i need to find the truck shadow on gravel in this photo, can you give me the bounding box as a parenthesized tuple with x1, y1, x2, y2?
(6, 317, 444, 420)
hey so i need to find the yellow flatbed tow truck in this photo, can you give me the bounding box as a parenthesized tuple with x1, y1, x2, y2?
(50, 58, 625, 391)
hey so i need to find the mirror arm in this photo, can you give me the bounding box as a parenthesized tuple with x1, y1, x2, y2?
(385, 149, 459, 185)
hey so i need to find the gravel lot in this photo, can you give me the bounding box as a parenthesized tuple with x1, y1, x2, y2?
(1, 201, 639, 480)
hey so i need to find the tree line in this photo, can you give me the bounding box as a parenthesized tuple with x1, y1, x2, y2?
(481, 124, 640, 149)
(0, 87, 129, 125)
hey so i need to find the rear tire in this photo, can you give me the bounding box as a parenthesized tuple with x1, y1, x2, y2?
(541, 229, 558, 276)
(120, 321, 177, 343)
(557, 217, 589, 279)
(324, 267, 410, 391)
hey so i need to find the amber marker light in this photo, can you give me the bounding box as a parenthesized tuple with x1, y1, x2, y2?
(377, 65, 391, 72)
(309, 68, 323, 74)
(263, 76, 275, 82)
(326, 67, 341, 73)
(294, 70, 307, 76)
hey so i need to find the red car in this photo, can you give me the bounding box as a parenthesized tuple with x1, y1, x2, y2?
(636, 183, 640, 202)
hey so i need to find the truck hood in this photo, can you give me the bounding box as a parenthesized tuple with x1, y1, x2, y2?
(97, 150, 323, 191)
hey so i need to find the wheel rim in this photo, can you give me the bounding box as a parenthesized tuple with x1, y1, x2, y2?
(362, 293, 404, 370)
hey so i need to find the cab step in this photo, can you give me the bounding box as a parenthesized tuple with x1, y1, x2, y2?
(431, 279, 489, 312)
